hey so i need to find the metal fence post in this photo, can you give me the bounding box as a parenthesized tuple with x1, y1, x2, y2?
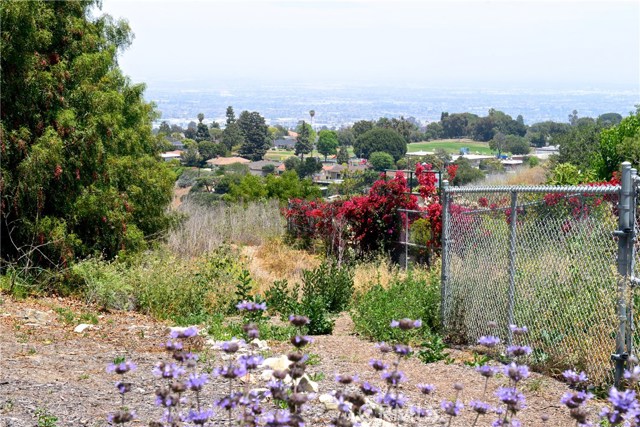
(440, 180, 450, 329)
(404, 211, 409, 271)
(626, 167, 638, 368)
(507, 190, 519, 346)
(614, 162, 633, 388)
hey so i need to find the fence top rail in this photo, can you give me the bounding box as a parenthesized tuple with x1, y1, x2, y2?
(444, 184, 621, 195)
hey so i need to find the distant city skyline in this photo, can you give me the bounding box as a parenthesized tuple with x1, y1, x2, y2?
(100, 0, 640, 91)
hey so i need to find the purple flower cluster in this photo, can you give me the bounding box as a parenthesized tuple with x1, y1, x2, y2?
(389, 318, 422, 330)
(236, 300, 267, 312)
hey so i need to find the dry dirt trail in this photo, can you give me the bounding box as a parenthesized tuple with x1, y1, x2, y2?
(0, 296, 593, 426)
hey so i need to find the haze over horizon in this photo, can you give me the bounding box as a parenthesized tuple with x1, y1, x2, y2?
(100, 0, 640, 92)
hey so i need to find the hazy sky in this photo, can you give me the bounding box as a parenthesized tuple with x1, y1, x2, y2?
(99, 0, 640, 90)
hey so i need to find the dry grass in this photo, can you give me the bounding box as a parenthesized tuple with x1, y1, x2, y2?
(167, 200, 285, 258)
(352, 256, 439, 297)
(482, 166, 548, 186)
(243, 238, 321, 294)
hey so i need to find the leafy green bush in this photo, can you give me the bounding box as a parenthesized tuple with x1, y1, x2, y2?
(350, 269, 441, 344)
(263, 262, 354, 335)
(71, 246, 244, 324)
(301, 262, 354, 314)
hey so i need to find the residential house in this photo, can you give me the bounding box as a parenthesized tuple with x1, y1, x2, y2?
(206, 156, 251, 167)
(160, 150, 183, 162)
(248, 160, 283, 176)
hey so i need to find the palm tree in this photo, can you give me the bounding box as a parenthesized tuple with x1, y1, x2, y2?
(309, 110, 315, 129)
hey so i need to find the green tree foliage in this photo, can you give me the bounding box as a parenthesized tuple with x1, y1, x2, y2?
(195, 113, 210, 142)
(158, 121, 172, 135)
(424, 122, 444, 141)
(351, 120, 374, 139)
(336, 146, 350, 164)
(479, 158, 505, 174)
(184, 121, 197, 140)
(527, 121, 571, 147)
(226, 106, 236, 125)
(376, 116, 417, 142)
(555, 121, 601, 171)
(284, 156, 302, 171)
(353, 128, 407, 161)
(295, 120, 313, 159)
(222, 122, 245, 152)
(198, 140, 224, 161)
(337, 128, 355, 146)
(548, 163, 596, 185)
(0, 0, 175, 265)
(316, 130, 339, 161)
(221, 170, 320, 203)
(596, 111, 640, 179)
(597, 113, 623, 128)
(452, 157, 485, 186)
(296, 157, 323, 179)
(369, 152, 395, 171)
(441, 113, 471, 138)
(237, 111, 271, 161)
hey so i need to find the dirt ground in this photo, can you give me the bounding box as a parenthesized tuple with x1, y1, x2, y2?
(0, 295, 601, 426)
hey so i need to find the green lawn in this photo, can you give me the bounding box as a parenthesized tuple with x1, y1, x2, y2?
(408, 139, 494, 155)
(264, 147, 355, 161)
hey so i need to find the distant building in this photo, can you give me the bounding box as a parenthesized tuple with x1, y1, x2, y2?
(274, 137, 296, 149)
(206, 156, 251, 167)
(248, 160, 283, 176)
(160, 150, 183, 162)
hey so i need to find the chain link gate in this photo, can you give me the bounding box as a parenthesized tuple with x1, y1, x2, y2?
(440, 162, 639, 387)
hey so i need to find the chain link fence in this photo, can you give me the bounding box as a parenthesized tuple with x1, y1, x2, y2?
(440, 164, 638, 387)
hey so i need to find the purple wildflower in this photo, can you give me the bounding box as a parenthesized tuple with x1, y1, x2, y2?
(508, 324, 528, 335)
(381, 370, 406, 386)
(378, 392, 408, 409)
(390, 318, 422, 330)
(504, 363, 529, 383)
(262, 410, 291, 427)
(288, 315, 310, 327)
(163, 340, 183, 351)
(216, 392, 242, 410)
(360, 381, 380, 396)
(561, 391, 593, 409)
(152, 362, 185, 379)
(496, 387, 526, 412)
(411, 406, 430, 417)
(417, 383, 436, 395)
(185, 408, 214, 425)
(214, 364, 247, 380)
(392, 344, 411, 356)
(375, 342, 392, 353)
(236, 301, 267, 312)
(186, 373, 208, 391)
(290, 335, 313, 348)
(478, 336, 501, 348)
(335, 373, 357, 385)
(607, 387, 638, 413)
(625, 366, 640, 384)
(115, 381, 132, 394)
(169, 326, 198, 339)
(369, 359, 388, 371)
(470, 400, 491, 414)
(441, 400, 464, 416)
(107, 410, 135, 424)
(563, 369, 589, 386)
(506, 345, 532, 358)
(477, 364, 496, 378)
(239, 354, 264, 370)
(106, 360, 137, 375)
(220, 339, 244, 353)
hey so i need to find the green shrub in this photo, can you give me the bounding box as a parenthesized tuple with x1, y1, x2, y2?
(263, 262, 354, 335)
(301, 262, 354, 313)
(350, 269, 441, 344)
(72, 246, 244, 324)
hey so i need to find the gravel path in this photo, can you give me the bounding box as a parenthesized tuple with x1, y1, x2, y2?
(0, 296, 599, 426)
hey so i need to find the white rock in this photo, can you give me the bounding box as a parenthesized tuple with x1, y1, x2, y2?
(73, 324, 93, 333)
(260, 355, 290, 371)
(319, 393, 338, 410)
(296, 375, 319, 393)
(251, 338, 269, 350)
(360, 419, 396, 427)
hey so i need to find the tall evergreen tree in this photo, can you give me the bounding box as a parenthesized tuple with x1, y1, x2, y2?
(237, 111, 271, 161)
(1, 0, 174, 265)
(295, 120, 313, 160)
(226, 106, 236, 126)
